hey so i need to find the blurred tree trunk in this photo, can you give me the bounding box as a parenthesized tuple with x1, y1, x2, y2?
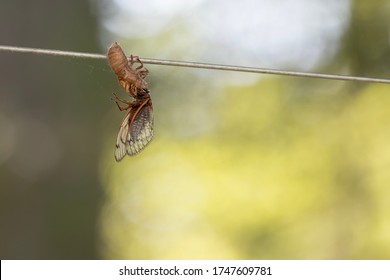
(0, 0, 104, 259)
(339, 0, 390, 77)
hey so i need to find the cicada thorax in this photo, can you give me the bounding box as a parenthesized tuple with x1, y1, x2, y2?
(107, 42, 149, 95)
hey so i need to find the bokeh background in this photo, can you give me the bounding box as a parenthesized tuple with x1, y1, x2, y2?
(1, 0, 390, 259)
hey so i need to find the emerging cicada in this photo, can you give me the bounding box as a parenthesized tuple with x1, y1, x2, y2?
(107, 42, 154, 161)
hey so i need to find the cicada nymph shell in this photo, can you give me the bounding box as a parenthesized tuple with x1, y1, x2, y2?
(107, 42, 154, 161)
(107, 42, 149, 96)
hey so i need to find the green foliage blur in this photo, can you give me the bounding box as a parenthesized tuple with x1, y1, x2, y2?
(101, 80, 390, 259)
(99, 0, 390, 259)
(1, 0, 390, 259)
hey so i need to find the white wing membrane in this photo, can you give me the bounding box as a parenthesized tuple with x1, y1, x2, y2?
(114, 102, 154, 161)
(115, 112, 131, 161)
(126, 104, 154, 156)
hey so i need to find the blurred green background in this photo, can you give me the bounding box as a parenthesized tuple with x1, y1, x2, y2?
(1, 0, 390, 259)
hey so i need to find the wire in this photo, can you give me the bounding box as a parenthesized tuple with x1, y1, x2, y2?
(1, 44, 390, 85)
(0, 45, 105, 59)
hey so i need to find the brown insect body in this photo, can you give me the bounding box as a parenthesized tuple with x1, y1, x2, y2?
(113, 89, 153, 161)
(107, 42, 154, 161)
(107, 42, 149, 96)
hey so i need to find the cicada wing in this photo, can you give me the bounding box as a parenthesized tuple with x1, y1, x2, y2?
(126, 100, 154, 156)
(115, 111, 132, 162)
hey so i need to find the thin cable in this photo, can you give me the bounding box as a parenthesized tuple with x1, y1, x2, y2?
(0, 45, 106, 60)
(1, 44, 390, 84)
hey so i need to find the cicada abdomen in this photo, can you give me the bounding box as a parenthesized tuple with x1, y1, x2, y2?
(107, 42, 149, 96)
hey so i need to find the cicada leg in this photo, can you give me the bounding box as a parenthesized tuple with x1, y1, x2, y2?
(137, 68, 149, 79)
(111, 92, 135, 111)
(129, 55, 149, 79)
(129, 54, 138, 68)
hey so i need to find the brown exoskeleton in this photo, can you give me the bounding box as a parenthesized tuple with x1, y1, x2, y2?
(107, 41, 149, 96)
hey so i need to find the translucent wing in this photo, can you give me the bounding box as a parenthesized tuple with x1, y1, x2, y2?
(115, 111, 131, 162)
(114, 99, 154, 161)
(126, 100, 154, 156)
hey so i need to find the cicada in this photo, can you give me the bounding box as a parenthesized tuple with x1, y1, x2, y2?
(112, 89, 153, 161)
(107, 42, 154, 161)
(107, 41, 149, 95)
